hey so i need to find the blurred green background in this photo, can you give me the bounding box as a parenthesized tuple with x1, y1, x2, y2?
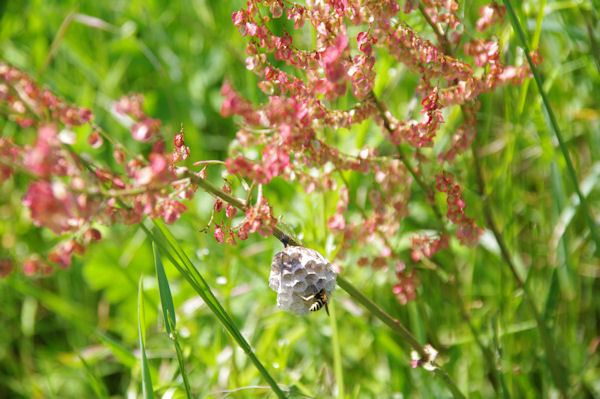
(1, 0, 600, 398)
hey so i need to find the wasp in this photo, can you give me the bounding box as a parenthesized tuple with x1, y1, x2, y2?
(296, 288, 329, 316)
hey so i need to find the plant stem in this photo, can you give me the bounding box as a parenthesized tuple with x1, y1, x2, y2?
(189, 173, 247, 210)
(186, 170, 466, 399)
(471, 145, 569, 398)
(336, 275, 425, 357)
(369, 91, 502, 394)
(503, 0, 600, 258)
(417, 2, 452, 55)
(147, 222, 288, 398)
(329, 301, 345, 399)
(369, 91, 448, 231)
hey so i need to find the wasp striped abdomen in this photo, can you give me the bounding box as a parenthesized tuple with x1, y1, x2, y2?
(269, 246, 336, 315)
(300, 288, 329, 316)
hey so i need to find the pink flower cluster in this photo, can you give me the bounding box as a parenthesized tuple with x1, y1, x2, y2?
(385, 88, 444, 148)
(2, 62, 301, 277)
(232, 0, 378, 101)
(22, 179, 98, 235)
(223, 0, 528, 304)
(393, 263, 419, 305)
(410, 234, 449, 262)
(173, 123, 191, 163)
(221, 81, 380, 190)
(0, 63, 92, 128)
(435, 171, 483, 247)
(115, 94, 162, 142)
(0, 65, 192, 276)
(224, 0, 534, 183)
(211, 182, 278, 246)
(476, 2, 506, 32)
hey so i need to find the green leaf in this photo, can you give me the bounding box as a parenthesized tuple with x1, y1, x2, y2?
(503, 0, 600, 258)
(138, 275, 154, 399)
(143, 220, 287, 399)
(153, 242, 176, 336)
(152, 242, 193, 399)
(78, 354, 110, 399)
(94, 330, 137, 369)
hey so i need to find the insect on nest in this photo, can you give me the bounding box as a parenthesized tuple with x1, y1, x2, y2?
(269, 245, 337, 316)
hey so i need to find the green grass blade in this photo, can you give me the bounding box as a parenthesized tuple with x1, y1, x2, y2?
(170, 328, 193, 399)
(78, 355, 110, 399)
(11, 276, 139, 372)
(336, 276, 466, 399)
(328, 300, 344, 398)
(10, 277, 94, 327)
(94, 330, 137, 369)
(491, 315, 512, 399)
(551, 162, 600, 254)
(138, 275, 155, 399)
(153, 242, 176, 337)
(143, 221, 287, 399)
(503, 0, 600, 258)
(153, 242, 193, 399)
(147, 223, 236, 330)
(337, 276, 424, 355)
(516, 0, 546, 114)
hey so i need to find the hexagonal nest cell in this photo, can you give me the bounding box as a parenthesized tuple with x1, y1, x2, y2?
(269, 246, 337, 315)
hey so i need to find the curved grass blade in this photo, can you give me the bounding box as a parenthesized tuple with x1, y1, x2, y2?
(95, 330, 137, 369)
(328, 301, 344, 399)
(138, 275, 155, 399)
(144, 220, 287, 399)
(551, 162, 600, 254)
(153, 243, 177, 337)
(170, 327, 193, 399)
(336, 276, 466, 399)
(153, 243, 193, 399)
(503, 0, 600, 258)
(78, 354, 109, 399)
(273, 224, 466, 399)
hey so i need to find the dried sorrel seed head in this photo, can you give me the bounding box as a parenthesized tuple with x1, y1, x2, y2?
(269, 246, 337, 315)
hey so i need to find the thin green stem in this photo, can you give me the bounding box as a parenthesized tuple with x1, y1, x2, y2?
(146, 222, 288, 399)
(336, 275, 426, 358)
(417, 1, 452, 55)
(338, 275, 466, 398)
(40, 10, 78, 76)
(189, 173, 248, 210)
(184, 170, 465, 398)
(329, 301, 344, 399)
(503, 0, 600, 258)
(471, 146, 569, 398)
(369, 91, 501, 395)
(171, 329, 193, 399)
(369, 91, 448, 231)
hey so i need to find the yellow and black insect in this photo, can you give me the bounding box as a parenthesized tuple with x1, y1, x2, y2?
(296, 288, 329, 316)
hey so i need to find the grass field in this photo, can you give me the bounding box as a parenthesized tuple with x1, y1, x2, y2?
(1, 1, 599, 398)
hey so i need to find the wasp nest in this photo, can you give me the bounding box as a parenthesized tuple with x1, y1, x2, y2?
(269, 246, 337, 315)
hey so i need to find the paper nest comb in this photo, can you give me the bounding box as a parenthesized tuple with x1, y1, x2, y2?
(269, 246, 337, 315)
